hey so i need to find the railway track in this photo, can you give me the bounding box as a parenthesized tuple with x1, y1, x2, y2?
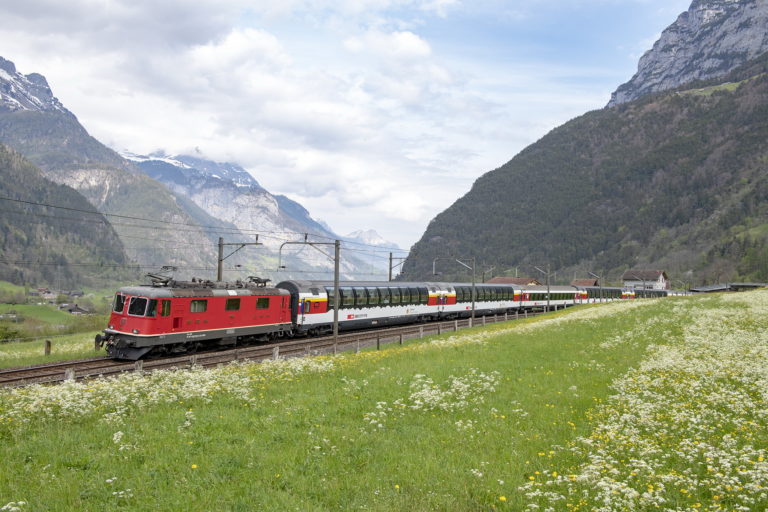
(0, 309, 545, 388)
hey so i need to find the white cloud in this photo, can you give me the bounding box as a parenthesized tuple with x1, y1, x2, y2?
(0, 0, 684, 249)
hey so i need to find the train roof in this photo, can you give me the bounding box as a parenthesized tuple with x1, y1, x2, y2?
(275, 280, 522, 294)
(521, 285, 579, 293)
(117, 284, 288, 298)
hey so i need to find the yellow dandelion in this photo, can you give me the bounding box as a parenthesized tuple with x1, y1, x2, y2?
(499, 496, 507, 502)
(191, 464, 198, 469)
(394, 484, 400, 490)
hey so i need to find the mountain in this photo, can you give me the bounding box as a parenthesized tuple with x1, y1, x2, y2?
(401, 51, 768, 285)
(128, 152, 384, 279)
(0, 57, 228, 279)
(609, 0, 768, 106)
(0, 55, 389, 284)
(344, 230, 400, 249)
(0, 144, 135, 288)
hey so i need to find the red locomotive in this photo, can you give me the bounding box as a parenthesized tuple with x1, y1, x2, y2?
(98, 276, 292, 360)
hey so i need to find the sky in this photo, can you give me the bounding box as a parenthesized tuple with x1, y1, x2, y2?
(0, 0, 692, 251)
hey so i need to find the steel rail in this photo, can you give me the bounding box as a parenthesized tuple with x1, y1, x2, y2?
(0, 309, 548, 388)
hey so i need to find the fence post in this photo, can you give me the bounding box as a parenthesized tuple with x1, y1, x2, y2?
(190, 355, 197, 367)
(44, 340, 52, 356)
(504, 312, 508, 322)
(454, 320, 458, 332)
(437, 324, 442, 335)
(64, 368, 75, 381)
(94, 336, 100, 351)
(516, 311, 519, 321)
(356, 340, 360, 353)
(376, 335, 380, 350)
(419, 326, 424, 339)
(134, 360, 143, 373)
(469, 318, 473, 328)
(524, 310, 528, 319)
(272, 346, 280, 360)
(399, 333, 403, 346)
(483, 316, 486, 326)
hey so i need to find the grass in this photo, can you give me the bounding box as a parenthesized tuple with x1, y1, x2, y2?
(0, 294, 766, 511)
(0, 331, 102, 369)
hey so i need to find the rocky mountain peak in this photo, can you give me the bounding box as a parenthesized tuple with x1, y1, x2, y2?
(345, 229, 400, 249)
(608, 0, 768, 106)
(0, 56, 70, 114)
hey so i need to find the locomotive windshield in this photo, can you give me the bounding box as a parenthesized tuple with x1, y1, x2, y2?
(128, 297, 149, 316)
(113, 293, 126, 313)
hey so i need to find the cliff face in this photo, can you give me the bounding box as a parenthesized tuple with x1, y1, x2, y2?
(609, 0, 768, 106)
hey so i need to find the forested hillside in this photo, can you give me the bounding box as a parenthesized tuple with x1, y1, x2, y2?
(401, 53, 768, 284)
(0, 144, 135, 288)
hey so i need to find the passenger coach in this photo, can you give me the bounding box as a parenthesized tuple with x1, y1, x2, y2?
(275, 280, 524, 335)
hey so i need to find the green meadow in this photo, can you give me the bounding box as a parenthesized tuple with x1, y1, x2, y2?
(1, 293, 766, 511)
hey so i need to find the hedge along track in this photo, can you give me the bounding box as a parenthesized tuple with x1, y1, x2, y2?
(0, 310, 546, 388)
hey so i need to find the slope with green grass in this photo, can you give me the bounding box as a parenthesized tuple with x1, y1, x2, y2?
(0, 293, 766, 510)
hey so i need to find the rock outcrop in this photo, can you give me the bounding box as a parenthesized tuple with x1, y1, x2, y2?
(609, 0, 768, 106)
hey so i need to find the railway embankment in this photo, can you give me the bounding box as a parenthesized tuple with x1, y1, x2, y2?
(0, 292, 765, 510)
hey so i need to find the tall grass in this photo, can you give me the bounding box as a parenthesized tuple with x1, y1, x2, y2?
(0, 294, 765, 511)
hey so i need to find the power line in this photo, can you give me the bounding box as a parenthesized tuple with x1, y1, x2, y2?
(0, 195, 411, 252)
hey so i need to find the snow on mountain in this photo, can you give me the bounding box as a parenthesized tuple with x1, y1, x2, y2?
(0, 57, 70, 114)
(345, 229, 400, 250)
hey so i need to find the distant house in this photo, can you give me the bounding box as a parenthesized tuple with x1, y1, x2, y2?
(486, 277, 542, 286)
(69, 290, 85, 297)
(59, 304, 90, 315)
(571, 278, 600, 287)
(622, 269, 669, 290)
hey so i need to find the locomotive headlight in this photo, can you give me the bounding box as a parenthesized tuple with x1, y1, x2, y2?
(132, 329, 140, 334)
(108, 325, 114, 329)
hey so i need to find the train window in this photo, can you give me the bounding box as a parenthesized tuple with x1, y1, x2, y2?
(113, 293, 126, 313)
(128, 297, 148, 316)
(419, 287, 429, 304)
(146, 299, 158, 317)
(226, 298, 241, 311)
(409, 288, 420, 305)
(475, 288, 484, 301)
(378, 287, 391, 305)
(160, 300, 171, 317)
(367, 287, 380, 306)
(389, 287, 401, 304)
(325, 287, 335, 309)
(310, 288, 320, 295)
(340, 287, 355, 307)
(399, 288, 411, 304)
(190, 299, 207, 313)
(256, 297, 269, 309)
(353, 287, 368, 307)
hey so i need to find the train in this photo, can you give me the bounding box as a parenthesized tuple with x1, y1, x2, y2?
(97, 276, 674, 360)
